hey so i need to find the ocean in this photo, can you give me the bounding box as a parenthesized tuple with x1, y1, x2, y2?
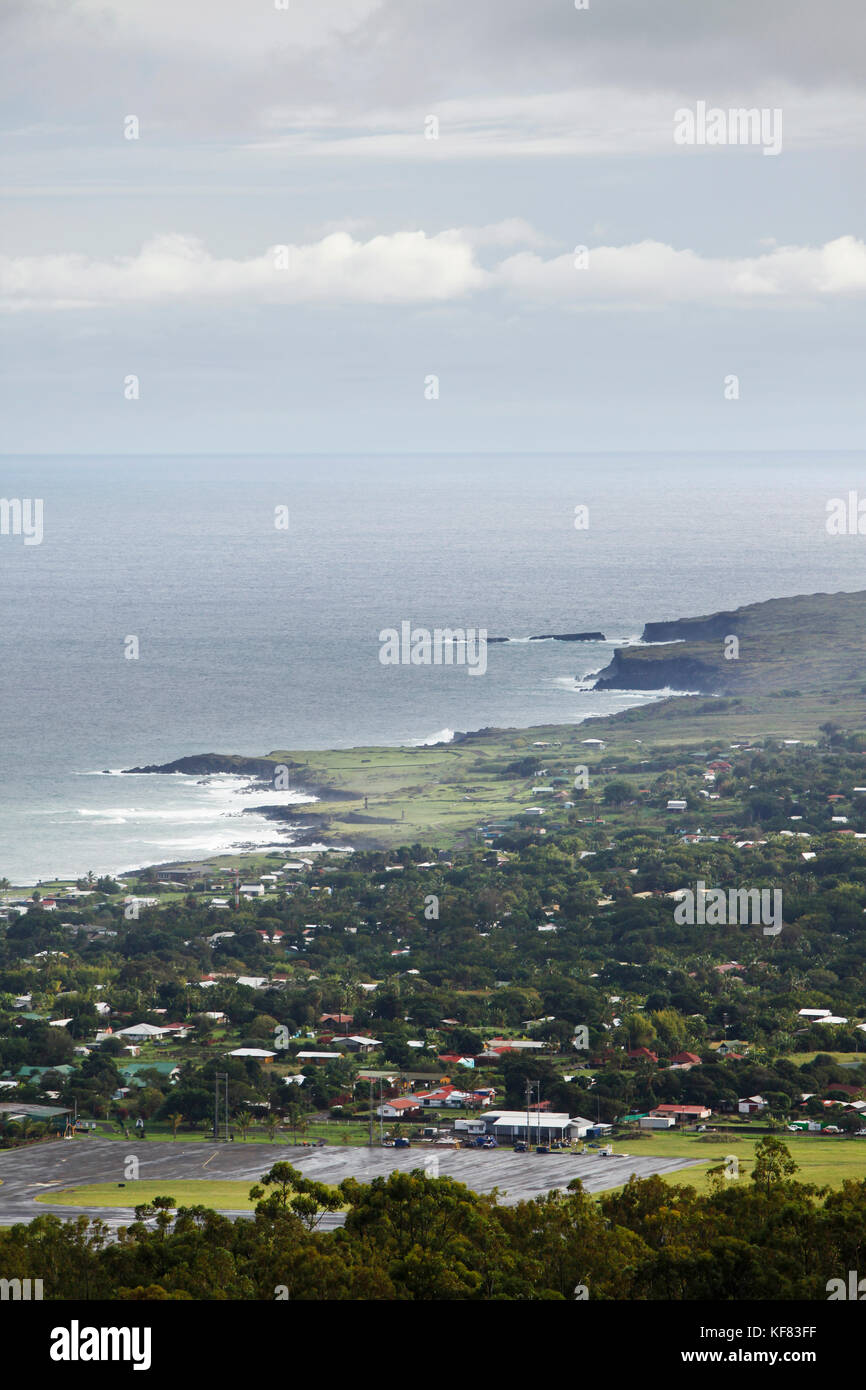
(1, 451, 863, 883)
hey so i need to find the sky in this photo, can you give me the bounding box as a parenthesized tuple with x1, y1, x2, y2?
(1, 0, 864, 454)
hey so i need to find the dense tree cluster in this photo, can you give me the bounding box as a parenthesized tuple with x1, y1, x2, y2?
(0, 1142, 859, 1300)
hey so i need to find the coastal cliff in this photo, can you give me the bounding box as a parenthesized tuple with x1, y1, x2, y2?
(591, 589, 866, 696)
(592, 649, 731, 693)
(123, 753, 289, 778)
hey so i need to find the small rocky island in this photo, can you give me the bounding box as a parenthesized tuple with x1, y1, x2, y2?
(488, 631, 606, 643)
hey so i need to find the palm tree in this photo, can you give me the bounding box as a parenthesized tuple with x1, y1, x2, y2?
(236, 1110, 254, 1141)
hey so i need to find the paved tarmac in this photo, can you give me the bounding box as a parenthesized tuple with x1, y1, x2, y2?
(0, 1138, 698, 1231)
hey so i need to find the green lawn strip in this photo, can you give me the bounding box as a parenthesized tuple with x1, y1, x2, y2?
(34, 1177, 345, 1213)
(83, 1120, 374, 1146)
(605, 1130, 866, 1195)
(35, 1180, 260, 1211)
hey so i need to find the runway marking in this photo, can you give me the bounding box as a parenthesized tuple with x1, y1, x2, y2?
(202, 1152, 218, 1168)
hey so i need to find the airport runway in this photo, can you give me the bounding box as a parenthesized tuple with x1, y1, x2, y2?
(0, 1138, 699, 1231)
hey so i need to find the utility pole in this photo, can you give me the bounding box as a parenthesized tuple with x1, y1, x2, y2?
(525, 1078, 531, 1150)
(214, 1071, 229, 1140)
(369, 1079, 374, 1147)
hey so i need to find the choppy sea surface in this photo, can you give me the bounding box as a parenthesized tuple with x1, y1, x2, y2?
(1, 452, 863, 882)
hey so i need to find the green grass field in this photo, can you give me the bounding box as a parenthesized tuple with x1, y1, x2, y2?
(609, 1128, 866, 1194)
(74, 1120, 377, 1147)
(35, 1180, 259, 1211)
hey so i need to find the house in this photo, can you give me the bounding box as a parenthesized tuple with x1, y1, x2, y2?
(640, 1114, 676, 1130)
(650, 1104, 712, 1124)
(155, 865, 211, 883)
(738, 1095, 767, 1115)
(119, 1062, 181, 1084)
(628, 1047, 658, 1063)
(320, 1013, 354, 1027)
(669, 1051, 702, 1067)
(0, 1102, 72, 1131)
(482, 1111, 589, 1143)
(228, 1048, 275, 1062)
(414, 1086, 471, 1109)
(376, 1098, 421, 1119)
(454, 1117, 487, 1136)
(114, 1023, 171, 1040)
(332, 1035, 382, 1053)
(438, 1054, 475, 1069)
(236, 976, 269, 990)
(666, 799, 687, 811)
(708, 1040, 748, 1057)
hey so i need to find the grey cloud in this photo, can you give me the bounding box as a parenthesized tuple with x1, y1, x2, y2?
(3, 0, 865, 146)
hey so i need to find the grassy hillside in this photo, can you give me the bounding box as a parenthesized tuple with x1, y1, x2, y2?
(143, 590, 866, 868)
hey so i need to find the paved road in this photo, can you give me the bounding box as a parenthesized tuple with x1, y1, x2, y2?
(0, 1139, 698, 1231)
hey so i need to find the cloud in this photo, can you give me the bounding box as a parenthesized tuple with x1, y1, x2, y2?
(497, 235, 866, 305)
(3, 0, 866, 149)
(0, 230, 490, 309)
(3, 229, 866, 312)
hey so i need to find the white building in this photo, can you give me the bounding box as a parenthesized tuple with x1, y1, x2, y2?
(482, 1111, 592, 1143)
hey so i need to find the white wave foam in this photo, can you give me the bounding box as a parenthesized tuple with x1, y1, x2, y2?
(409, 728, 455, 746)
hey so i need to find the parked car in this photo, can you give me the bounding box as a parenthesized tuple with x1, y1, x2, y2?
(513, 1141, 527, 1152)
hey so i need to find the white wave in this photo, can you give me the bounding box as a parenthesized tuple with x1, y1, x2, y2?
(607, 686, 702, 698)
(409, 728, 455, 746)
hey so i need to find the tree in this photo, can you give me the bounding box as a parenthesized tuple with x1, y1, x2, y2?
(249, 1161, 342, 1229)
(602, 780, 632, 808)
(236, 1109, 255, 1141)
(750, 1136, 798, 1196)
